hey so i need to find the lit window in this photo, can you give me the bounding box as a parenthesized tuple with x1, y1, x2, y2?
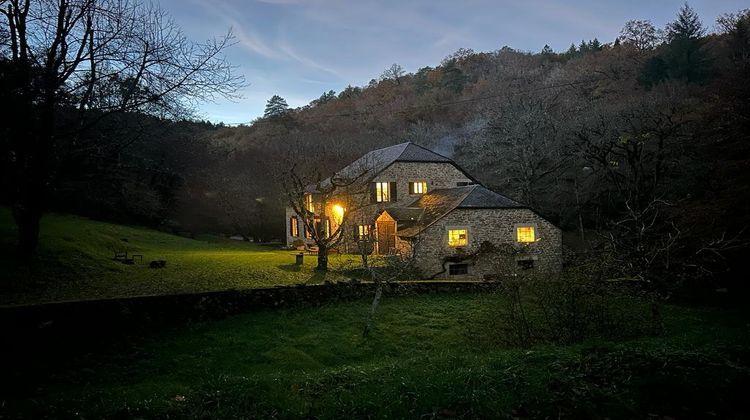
(409, 181, 427, 194)
(290, 217, 299, 237)
(448, 228, 468, 247)
(516, 226, 535, 243)
(357, 225, 370, 241)
(305, 194, 314, 212)
(375, 182, 390, 202)
(449, 263, 469, 275)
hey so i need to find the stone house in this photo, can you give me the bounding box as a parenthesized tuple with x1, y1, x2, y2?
(285, 142, 562, 279)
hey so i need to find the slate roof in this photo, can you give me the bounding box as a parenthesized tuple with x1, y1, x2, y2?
(392, 185, 526, 237)
(382, 207, 425, 230)
(306, 142, 468, 192)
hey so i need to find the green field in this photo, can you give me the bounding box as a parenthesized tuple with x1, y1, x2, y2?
(0, 208, 357, 305)
(2, 293, 748, 418)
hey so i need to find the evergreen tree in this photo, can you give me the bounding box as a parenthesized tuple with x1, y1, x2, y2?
(565, 43, 578, 58)
(541, 44, 554, 56)
(666, 2, 705, 41)
(588, 38, 602, 51)
(578, 40, 589, 53)
(441, 61, 468, 94)
(311, 90, 336, 106)
(664, 3, 711, 83)
(413, 66, 433, 95)
(263, 95, 289, 119)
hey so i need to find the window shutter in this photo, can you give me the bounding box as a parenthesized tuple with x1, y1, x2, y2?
(408, 182, 414, 194)
(390, 182, 397, 202)
(370, 182, 377, 203)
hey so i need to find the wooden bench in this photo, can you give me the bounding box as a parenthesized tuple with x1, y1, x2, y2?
(114, 251, 143, 264)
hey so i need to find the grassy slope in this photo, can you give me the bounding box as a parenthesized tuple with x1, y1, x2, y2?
(0, 208, 355, 305)
(2, 293, 748, 418)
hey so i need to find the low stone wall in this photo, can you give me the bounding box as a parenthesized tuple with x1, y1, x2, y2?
(1, 281, 501, 338)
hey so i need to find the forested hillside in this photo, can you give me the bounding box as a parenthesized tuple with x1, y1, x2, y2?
(6, 5, 748, 291)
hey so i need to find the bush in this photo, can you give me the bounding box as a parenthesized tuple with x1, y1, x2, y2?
(494, 271, 662, 346)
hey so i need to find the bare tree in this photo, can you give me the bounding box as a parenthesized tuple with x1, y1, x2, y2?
(619, 20, 662, 51)
(1, 0, 244, 257)
(282, 156, 374, 271)
(380, 63, 405, 85)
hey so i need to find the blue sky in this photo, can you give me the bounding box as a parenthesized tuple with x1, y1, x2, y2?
(165, 0, 747, 124)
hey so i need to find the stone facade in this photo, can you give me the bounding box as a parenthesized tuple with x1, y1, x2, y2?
(373, 161, 472, 206)
(285, 161, 472, 248)
(378, 208, 562, 279)
(284, 143, 562, 280)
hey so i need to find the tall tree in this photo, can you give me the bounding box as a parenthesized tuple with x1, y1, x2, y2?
(263, 95, 289, 119)
(666, 2, 704, 41)
(620, 19, 660, 51)
(663, 2, 711, 82)
(441, 60, 467, 93)
(380, 63, 405, 85)
(0, 0, 243, 257)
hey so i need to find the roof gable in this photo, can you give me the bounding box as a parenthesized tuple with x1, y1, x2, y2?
(457, 185, 524, 209)
(395, 185, 526, 237)
(308, 142, 469, 192)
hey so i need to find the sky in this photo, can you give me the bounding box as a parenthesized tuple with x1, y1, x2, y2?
(164, 0, 748, 124)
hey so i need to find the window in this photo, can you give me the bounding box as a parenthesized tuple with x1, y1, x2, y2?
(517, 259, 535, 270)
(448, 228, 468, 247)
(375, 182, 390, 202)
(516, 226, 536, 243)
(304, 194, 314, 212)
(409, 181, 427, 194)
(357, 224, 371, 241)
(449, 263, 469, 275)
(290, 217, 299, 237)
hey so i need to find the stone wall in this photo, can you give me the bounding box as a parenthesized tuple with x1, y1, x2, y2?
(374, 161, 473, 206)
(409, 208, 562, 279)
(1, 281, 503, 339)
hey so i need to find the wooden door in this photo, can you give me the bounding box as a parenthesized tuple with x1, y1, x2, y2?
(377, 221, 396, 255)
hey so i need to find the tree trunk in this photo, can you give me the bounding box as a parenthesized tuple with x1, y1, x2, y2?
(13, 203, 43, 259)
(316, 245, 328, 271)
(12, 93, 55, 259)
(362, 279, 383, 337)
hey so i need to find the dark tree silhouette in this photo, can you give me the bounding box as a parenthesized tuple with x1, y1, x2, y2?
(1, 0, 243, 258)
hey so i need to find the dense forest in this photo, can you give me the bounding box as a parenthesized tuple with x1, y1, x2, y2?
(3, 4, 749, 292)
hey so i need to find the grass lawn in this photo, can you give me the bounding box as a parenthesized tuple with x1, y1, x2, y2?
(2, 293, 749, 418)
(0, 208, 358, 305)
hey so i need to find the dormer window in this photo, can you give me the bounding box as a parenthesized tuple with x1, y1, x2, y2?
(304, 193, 314, 212)
(409, 181, 427, 195)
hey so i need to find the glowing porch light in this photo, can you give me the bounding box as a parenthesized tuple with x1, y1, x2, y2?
(332, 204, 345, 224)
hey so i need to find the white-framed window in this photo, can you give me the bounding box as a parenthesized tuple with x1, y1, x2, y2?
(357, 224, 371, 241)
(375, 182, 390, 202)
(447, 227, 468, 247)
(290, 217, 299, 237)
(409, 181, 427, 194)
(304, 193, 314, 212)
(516, 225, 536, 243)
